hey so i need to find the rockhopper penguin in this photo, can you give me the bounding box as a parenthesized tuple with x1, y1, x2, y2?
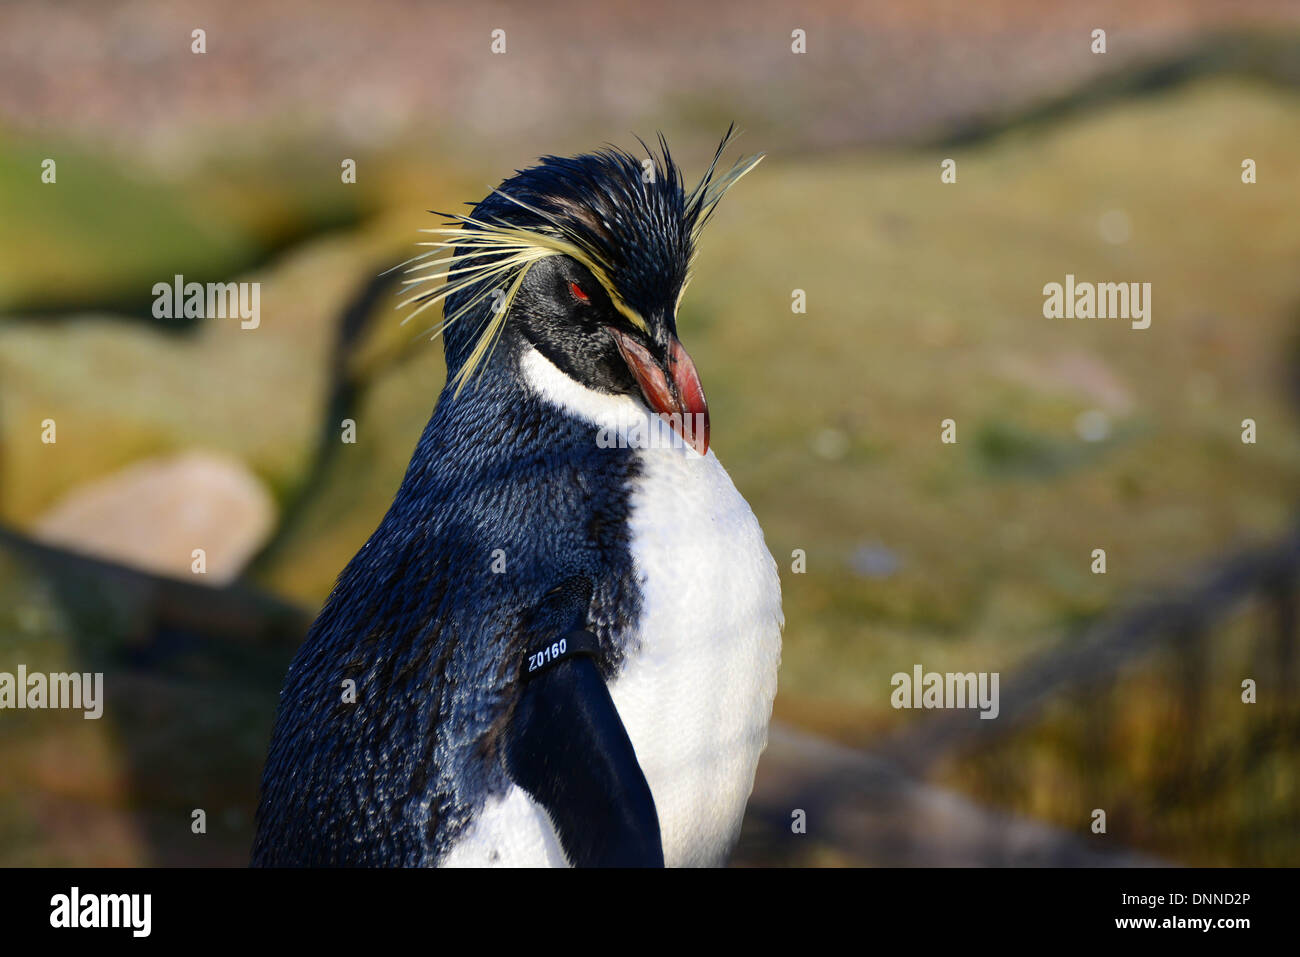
(252, 129, 782, 867)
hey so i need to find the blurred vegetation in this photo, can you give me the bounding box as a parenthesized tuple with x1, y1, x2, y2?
(0, 135, 377, 316)
(0, 542, 300, 864)
(940, 606, 1300, 866)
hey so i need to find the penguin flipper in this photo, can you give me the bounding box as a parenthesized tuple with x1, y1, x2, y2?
(504, 630, 664, 867)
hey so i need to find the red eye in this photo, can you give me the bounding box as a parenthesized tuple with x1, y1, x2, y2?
(568, 281, 589, 303)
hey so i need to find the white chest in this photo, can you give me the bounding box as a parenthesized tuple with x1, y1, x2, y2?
(442, 349, 782, 867)
(608, 429, 783, 866)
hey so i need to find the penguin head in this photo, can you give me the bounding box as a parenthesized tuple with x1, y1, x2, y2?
(401, 129, 763, 456)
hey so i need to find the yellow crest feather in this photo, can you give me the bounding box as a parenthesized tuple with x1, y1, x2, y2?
(396, 129, 763, 397)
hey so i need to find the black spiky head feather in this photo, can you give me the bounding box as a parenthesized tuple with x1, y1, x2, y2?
(397, 127, 763, 394)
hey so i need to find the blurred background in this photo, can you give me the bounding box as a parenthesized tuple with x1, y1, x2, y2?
(1, 0, 1299, 866)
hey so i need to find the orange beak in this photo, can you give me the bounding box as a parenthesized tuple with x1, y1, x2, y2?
(608, 328, 710, 456)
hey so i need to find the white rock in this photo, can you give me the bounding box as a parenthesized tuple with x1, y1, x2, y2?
(32, 451, 275, 585)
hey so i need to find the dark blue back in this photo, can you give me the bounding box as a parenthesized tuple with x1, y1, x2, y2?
(252, 334, 642, 865)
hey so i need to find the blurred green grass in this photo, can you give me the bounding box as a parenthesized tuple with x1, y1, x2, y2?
(0, 135, 373, 314)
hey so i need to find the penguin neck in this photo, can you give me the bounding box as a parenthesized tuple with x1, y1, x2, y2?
(399, 336, 645, 505)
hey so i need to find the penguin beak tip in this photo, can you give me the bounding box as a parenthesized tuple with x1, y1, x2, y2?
(608, 328, 710, 456)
